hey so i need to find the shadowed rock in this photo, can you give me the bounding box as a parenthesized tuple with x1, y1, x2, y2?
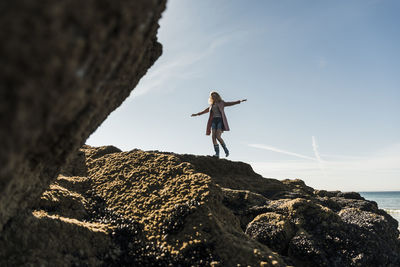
(0, 0, 166, 230)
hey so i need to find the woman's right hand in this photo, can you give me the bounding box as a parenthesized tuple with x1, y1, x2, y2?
(191, 114, 197, 117)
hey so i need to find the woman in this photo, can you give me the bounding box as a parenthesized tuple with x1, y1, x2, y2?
(191, 91, 247, 158)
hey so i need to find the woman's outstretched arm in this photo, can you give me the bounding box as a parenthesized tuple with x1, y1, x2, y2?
(224, 99, 247, 107)
(191, 107, 209, 117)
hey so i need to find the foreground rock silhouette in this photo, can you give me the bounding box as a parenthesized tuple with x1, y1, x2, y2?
(1, 145, 398, 266)
(0, 0, 166, 230)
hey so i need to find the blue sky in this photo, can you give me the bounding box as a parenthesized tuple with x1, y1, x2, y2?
(87, 0, 400, 191)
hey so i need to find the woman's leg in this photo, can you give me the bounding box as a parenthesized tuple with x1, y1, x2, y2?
(211, 129, 218, 145)
(216, 130, 224, 145)
(211, 129, 219, 157)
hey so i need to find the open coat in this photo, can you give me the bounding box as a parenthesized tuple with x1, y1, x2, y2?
(205, 100, 240, 135)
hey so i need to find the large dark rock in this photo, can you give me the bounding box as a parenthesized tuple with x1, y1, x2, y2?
(0, 0, 166, 230)
(1, 146, 399, 266)
(235, 188, 400, 266)
(0, 146, 286, 266)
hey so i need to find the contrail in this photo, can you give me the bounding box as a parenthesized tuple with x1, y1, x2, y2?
(312, 136, 328, 178)
(249, 144, 317, 161)
(312, 136, 322, 162)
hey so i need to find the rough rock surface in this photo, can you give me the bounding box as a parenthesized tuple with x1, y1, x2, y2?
(0, 0, 166, 230)
(1, 146, 398, 266)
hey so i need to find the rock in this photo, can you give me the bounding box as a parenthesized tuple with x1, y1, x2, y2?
(221, 188, 268, 213)
(0, 0, 166, 230)
(38, 183, 89, 220)
(336, 191, 364, 200)
(314, 190, 341, 198)
(2, 146, 399, 266)
(246, 194, 400, 266)
(174, 153, 287, 198)
(281, 179, 315, 197)
(0, 146, 288, 266)
(245, 212, 295, 253)
(0, 209, 112, 266)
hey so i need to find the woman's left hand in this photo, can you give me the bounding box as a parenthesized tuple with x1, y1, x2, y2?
(240, 99, 247, 103)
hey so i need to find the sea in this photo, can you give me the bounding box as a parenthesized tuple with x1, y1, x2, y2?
(359, 191, 400, 227)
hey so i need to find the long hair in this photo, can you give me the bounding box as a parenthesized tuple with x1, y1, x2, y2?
(208, 91, 223, 105)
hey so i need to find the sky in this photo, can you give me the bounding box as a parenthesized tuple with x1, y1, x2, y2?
(87, 0, 400, 192)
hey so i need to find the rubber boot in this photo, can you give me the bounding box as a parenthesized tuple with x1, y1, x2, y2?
(213, 144, 220, 158)
(221, 143, 229, 157)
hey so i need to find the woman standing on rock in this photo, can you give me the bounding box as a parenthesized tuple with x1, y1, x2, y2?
(191, 91, 247, 158)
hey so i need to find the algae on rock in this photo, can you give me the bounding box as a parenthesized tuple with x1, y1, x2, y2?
(2, 145, 399, 266)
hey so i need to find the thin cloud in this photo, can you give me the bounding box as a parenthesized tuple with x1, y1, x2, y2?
(312, 136, 322, 162)
(249, 144, 316, 161)
(130, 53, 201, 98)
(249, 143, 400, 191)
(312, 136, 328, 178)
(131, 30, 248, 98)
(251, 155, 400, 177)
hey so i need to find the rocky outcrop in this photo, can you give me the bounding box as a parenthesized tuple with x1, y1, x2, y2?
(1, 2, 399, 266)
(1, 146, 398, 266)
(0, 0, 166, 230)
